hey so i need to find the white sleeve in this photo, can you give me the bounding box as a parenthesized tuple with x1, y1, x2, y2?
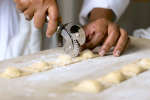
(79, 0, 130, 25)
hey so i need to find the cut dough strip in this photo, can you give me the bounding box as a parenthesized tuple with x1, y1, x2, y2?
(0, 67, 31, 79)
(55, 49, 98, 66)
(73, 58, 150, 93)
(0, 50, 98, 79)
(121, 63, 145, 79)
(97, 70, 125, 88)
(138, 58, 150, 70)
(23, 61, 53, 73)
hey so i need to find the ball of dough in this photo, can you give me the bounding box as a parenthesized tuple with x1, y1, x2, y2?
(73, 80, 104, 93)
(56, 54, 72, 66)
(80, 50, 96, 59)
(97, 71, 125, 87)
(1, 67, 22, 79)
(25, 61, 52, 72)
(121, 63, 144, 79)
(138, 58, 150, 70)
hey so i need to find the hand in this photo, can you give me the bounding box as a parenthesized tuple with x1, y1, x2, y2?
(14, 0, 59, 37)
(82, 8, 129, 57)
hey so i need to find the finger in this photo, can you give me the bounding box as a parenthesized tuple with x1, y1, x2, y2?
(84, 32, 105, 49)
(15, 0, 30, 12)
(125, 37, 130, 51)
(83, 24, 96, 37)
(99, 23, 120, 56)
(114, 37, 130, 57)
(24, 7, 34, 20)
(113, 28, 128, 57)
(83, 25, 89, 37)
(46, 2, 59, 37)
(34, 9, 46, 29)
(83, 25, 95, 43)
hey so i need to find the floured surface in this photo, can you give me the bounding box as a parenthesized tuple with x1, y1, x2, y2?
(0, 37, 150, 100)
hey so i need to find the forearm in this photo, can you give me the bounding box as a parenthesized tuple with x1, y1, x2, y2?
(80, 0, 130, 25)
(89, 8, 116, 22)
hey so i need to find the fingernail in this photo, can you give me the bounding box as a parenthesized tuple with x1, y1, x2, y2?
(99, 50, 105, 56)
(115, 50, 120, 57)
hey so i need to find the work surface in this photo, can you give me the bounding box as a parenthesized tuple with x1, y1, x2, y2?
(0, 37, 150, 100)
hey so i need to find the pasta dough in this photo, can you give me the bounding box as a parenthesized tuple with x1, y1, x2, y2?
(56, 54, 73, 66)
(0, 67, 23, 79)
(121, 63, 144, 79)
(73, 80, 104, 93)
(0, 50, 98, 79)
(56, 50, 97, 66)
(73, 58, 149, 93)
(73, 57, 83, 63)
(138, 58, 150, 70)
(24, 61, 52, 73)
(80, 50, 97, 60)
(0, 61, 51, 79)
(97, 71, 125, 87)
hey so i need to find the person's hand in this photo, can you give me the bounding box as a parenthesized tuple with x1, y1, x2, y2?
(14, 0, 59, 37)
(82, 8, 129, 57)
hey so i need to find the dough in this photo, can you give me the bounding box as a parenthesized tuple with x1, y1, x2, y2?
(73, 57, 83, 63)
(56, 54, 73, 66)
(80, 50, 97, 60)
(73, 80, 104, 93)
(97, 71, 125, 87)
(0, 61, 51, 79)
(72, 50, 98, 63)
(138, 58, 150, 70)
(121, 63, 144, 79)
(0, 50, 98, 79)
(24, 61, 52, 73)
(0, 67, 23, 79)
(55, 50, 98, 66)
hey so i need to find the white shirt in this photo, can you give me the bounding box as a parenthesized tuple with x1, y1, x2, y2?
(0, 0, 41, 60)
(80, 0, 130, 25)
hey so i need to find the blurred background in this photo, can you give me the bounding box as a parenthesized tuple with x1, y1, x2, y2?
(118, 0, 150, 34)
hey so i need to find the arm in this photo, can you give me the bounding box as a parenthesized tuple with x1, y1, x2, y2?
(80, 0, 130, 57)
(89, 8, 115, 22)
(80, 0, 130, 25)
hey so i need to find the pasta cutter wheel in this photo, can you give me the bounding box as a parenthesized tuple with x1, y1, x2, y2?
(56, 23, 86, 57)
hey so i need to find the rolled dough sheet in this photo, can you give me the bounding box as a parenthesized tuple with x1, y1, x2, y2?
(0, 50, 97, 79)
(0, 37, 150, 100)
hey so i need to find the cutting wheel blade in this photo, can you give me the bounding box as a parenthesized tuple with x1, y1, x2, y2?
(70, 25, 86, 46)
(71, 39, 80, 57)
(76, 28, 86, 45)
(61, 29, 74, 56)
(60, 23, 83, 57)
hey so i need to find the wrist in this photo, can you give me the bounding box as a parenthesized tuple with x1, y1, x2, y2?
(89, 8, 116, 22)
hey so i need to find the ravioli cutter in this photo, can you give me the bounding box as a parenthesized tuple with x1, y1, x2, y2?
(56, 23, 86, 57)
(46, 16, 86, 57)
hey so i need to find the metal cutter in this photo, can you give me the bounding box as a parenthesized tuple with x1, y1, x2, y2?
(56, 23, 86, 57)
(46, 16, 86, 57)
